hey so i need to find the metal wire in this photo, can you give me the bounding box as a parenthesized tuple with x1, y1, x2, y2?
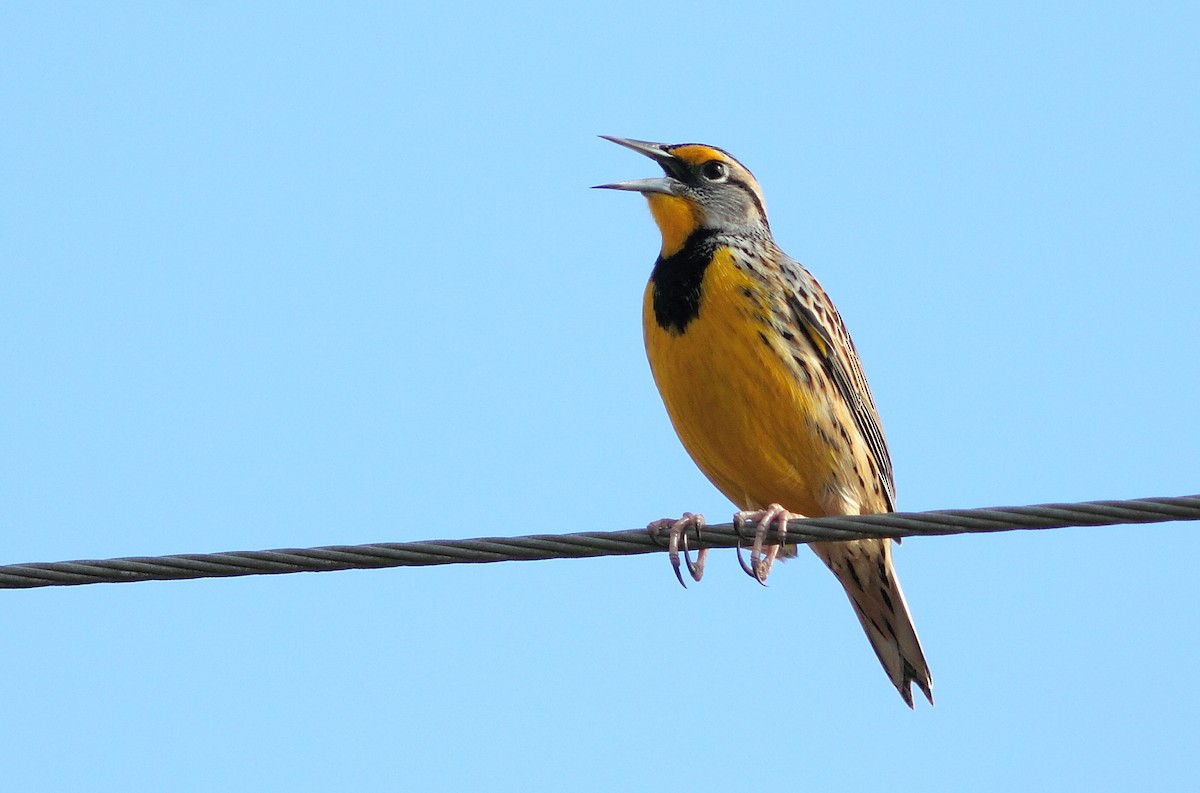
(2, 493, 1198, 590)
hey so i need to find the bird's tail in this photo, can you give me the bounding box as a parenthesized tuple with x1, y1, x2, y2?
(809, 538, 933, 707)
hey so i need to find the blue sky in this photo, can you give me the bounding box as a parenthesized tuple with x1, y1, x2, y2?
(3, 3, 1198, 791)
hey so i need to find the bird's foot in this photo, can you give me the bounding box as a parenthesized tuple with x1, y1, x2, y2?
(733, 504, 800, 585)
(647, 512, 707, 588)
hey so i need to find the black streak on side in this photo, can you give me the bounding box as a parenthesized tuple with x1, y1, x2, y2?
(650, 229, 721, 335)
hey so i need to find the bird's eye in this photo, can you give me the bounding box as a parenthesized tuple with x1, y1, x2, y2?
(701, 160, 728, 181)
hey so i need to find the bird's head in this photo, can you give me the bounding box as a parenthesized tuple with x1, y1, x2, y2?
(595, 136, 770, 256)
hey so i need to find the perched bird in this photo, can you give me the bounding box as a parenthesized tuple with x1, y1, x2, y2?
(596, 136, 933, 707)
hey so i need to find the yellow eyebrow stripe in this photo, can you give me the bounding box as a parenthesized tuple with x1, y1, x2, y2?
(667, 145, 730, 166)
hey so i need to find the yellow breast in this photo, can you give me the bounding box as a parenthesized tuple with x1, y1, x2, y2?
(643, 247, 839, 517)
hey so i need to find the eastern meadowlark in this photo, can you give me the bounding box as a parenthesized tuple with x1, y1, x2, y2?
(597, 136, 933, 707)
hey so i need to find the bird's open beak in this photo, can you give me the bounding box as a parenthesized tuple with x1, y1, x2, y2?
(593, 136, 680, 195)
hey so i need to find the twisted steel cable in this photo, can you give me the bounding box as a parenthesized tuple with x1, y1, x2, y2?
(2, 494, 1198, 590)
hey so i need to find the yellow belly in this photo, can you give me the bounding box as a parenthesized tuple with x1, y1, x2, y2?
(643, 248, 839, 517)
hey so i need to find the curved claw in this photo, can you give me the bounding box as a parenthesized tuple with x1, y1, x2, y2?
(647, 513, 706, 588)
(735, 504, 795, 585)
(667, 518, 687, 588)
(733, 513, 756, 578)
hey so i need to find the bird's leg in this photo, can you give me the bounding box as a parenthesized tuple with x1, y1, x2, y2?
(733, 504, 798, 584)
(646, 512, 707, 587)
